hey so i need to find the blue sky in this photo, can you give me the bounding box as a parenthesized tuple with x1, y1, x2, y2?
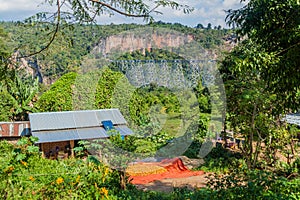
(0, 0, 247, 27)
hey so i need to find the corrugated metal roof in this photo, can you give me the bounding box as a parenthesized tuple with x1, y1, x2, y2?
(30, 111, 80, 131)
(77, 127, 108, 139)
(29, 109, 133, 143)
(32, 129, 78, 143)
(96, 109, 127, 125)
(29, 109, 127, 132)
(115, 125, 134, 136)
(73, 110, 99, 128)
(32, 127, 108, 143)
(285, 114, 300, 126)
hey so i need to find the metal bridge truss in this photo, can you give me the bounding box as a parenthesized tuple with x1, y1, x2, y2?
(110, 60, 218, 89)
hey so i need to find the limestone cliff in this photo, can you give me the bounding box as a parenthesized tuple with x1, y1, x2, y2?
(92, 28, 195, 58)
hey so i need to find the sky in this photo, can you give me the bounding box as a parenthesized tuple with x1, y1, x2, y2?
(0, 0, 247, 28)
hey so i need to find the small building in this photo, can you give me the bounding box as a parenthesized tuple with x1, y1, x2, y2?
(285, 114, 300, 127)
(285, 113, 300, 139)
(0, 121, 31, 142)
(29, 109, 133, 158)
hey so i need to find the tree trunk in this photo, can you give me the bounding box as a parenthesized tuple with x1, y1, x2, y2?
(119, 171, 126, 190)
(249, 101, 257, 168)
(253, 139, 261, 168)
(223, 119, 227, 148)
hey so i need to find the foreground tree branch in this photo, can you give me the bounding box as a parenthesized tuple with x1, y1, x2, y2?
(14, 0, 192, 59)
(88, 0, 149, 18)
(18, 0, 61, 59)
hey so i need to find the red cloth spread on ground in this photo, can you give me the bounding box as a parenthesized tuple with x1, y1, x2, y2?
(129, 158, 204, 184)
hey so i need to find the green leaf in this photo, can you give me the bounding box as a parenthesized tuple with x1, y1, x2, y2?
(15, 153, 26, 161)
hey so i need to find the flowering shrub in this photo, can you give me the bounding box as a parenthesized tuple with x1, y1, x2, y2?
(1, 138, 299, 199)
(0, 137, 121, 199)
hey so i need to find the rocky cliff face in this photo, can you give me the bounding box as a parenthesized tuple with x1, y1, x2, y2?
(92, 29, 194, 58)
(8, 52, 46, 84)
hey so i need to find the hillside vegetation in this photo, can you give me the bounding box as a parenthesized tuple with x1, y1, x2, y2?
(0, 0, 299, 198)
(0, 21, 232, 83)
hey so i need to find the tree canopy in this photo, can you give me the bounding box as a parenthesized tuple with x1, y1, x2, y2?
(0, 26, 12, 81)
(226, 0, 300, 109)
(221, 0, 300, 168)
(47, 0, 193, 23)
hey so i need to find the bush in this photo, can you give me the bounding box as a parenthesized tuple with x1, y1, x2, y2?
(0, 138, 122, 199)
(197, 145, 244, 173)
(206, 169, 300, 200)
(1, 138, 299, 199)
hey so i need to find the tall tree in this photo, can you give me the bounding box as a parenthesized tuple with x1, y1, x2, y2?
(221, 41, 293, 168)
(0, 25, 13, 82)
(226, 0, 300, 110)
(222, 0, 300, 168)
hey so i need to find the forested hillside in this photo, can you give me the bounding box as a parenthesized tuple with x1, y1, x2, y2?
(1, 21, 232, 83)
(0, 0, 299, 199)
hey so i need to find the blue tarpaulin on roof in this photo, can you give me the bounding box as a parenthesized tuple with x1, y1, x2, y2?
(102, 120, 114, 131)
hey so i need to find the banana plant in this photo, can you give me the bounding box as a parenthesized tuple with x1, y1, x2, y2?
(6, 75, 39, 121)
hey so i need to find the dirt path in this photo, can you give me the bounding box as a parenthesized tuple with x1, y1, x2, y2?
(134, 173, 208, 193)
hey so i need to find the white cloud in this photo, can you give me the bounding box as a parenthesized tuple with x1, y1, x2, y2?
(0, 0, 42, 11)
(0, 0, 247, 27)
(223, 0, 238, 8)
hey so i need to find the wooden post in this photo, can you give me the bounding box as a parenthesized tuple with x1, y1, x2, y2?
(70, 140, 75, 158)
(41, 143, 45, 158)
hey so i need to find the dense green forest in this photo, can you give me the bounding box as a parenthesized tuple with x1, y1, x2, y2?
(0, 20, 228, 123)
(0, 0, 299, 199)
(0, 21, 217, 161)
(0, 21, 230, 82)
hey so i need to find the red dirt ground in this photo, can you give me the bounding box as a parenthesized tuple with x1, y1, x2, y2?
(129, 158, 204, 185)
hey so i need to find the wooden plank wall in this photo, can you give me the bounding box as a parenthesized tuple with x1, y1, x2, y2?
(0, 121, 30, 137)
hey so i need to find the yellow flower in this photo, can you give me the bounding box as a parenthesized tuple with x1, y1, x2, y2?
(160, 106, 167, 114)
(56, 177, 64, 185)
(99, 187, 108, 198)
(20, 160, 28, 167)
(29, 176, 35, 181)
(76, 175, 80, 183)
(105, 168, 109, 175)
(102, 167, 110, 182)
(3, 166, 14, 173)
